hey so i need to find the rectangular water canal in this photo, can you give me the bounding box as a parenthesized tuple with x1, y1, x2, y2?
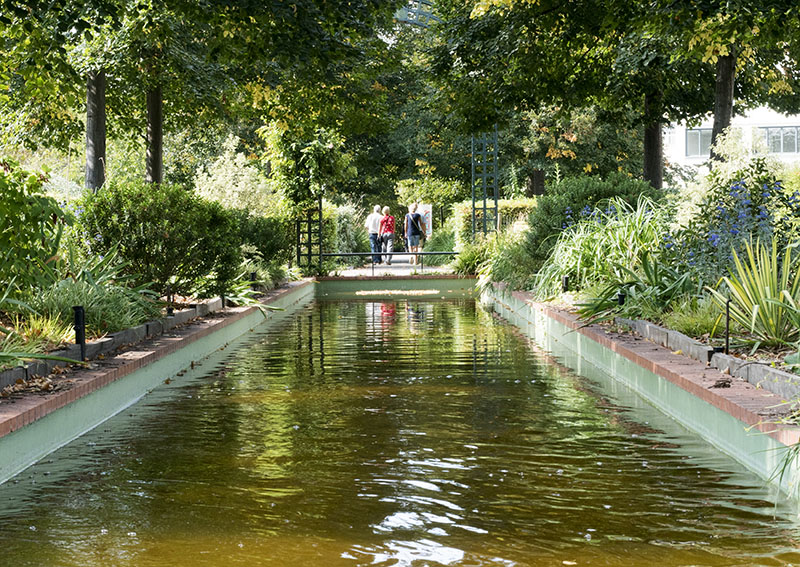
(1, 296, 799, 566)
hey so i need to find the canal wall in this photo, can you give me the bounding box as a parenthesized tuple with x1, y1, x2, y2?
(0, 281, 316, 484)
(482, 284, 800, 498)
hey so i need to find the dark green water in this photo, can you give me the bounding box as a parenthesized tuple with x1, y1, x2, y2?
(1, 299, 799, 566)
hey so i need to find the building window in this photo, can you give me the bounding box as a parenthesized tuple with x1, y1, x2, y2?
(686, 128, 712, 157)
(761, 126, 800, 153)
(663, 128, 674, 150)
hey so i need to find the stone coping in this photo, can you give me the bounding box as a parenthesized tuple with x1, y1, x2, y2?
(616, 316, 800, 402)
(0, 297, 223, 390)
(500, 286, 800, 448)
(0, 280, 313, 441)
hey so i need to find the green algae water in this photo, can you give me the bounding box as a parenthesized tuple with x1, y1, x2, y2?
(1, 299, 799, 566)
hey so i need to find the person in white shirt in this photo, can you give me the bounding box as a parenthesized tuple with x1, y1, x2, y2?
(365, 205, 383, 264)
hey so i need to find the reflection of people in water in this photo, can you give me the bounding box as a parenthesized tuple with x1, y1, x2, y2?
(380, 302, 396, 318)
(379, 302, 396, 333)
(405, 301, 424, 333)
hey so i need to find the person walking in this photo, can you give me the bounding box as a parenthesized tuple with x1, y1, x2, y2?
(365, 205, 383, 264)
(404, 203, 425, 265)
(379, 206, 395, 265)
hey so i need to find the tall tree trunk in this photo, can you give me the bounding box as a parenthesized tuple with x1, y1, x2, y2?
(643, 91, 663, 190)
(710, 50, 736, 163)
(85, 70, 106, 191)
(145, 85, 163, 184)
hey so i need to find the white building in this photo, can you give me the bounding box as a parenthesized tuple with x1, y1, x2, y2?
(665, 106, 800, 167)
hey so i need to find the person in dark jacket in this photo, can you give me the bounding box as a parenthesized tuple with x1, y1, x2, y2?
(404, 203, 425, 265)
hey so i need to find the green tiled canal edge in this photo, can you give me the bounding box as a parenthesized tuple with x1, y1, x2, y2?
(483, 286, 800, 499)
(0, 283, 316, 484)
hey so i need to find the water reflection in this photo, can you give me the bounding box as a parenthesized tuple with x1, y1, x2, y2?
(0, 299, 798, 566)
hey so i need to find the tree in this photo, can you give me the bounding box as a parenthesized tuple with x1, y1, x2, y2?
(0, 0, 403, 184)
(602, 33, 715, 188)
(650, 1, 800, 163)
(260, 122, 356, 212)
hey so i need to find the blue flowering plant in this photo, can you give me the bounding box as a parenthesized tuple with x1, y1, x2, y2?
(669, 157, 799, 283)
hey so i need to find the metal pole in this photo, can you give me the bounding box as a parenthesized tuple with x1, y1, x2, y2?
(725, 298, 731, 354)
(73, 305, 86, 361)
(482, 134, 488, 235)
(318, 196, 323, 272)
(471, 136, 476, 238)
(493, 124, 499, 231)
(296, 218, 301, 267)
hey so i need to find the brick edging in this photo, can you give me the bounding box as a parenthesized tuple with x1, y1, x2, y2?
(0, 280, 313, 441)
(502, 287, 800, 448)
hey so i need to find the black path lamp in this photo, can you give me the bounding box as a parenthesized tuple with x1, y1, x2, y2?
(73, 305, 86, 361)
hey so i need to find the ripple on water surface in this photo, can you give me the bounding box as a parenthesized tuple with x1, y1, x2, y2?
(0, 299, 799, 567)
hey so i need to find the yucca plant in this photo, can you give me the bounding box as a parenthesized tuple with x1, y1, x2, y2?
(707, 238, 800, 349)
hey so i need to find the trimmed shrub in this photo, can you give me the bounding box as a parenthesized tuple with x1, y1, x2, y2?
(230, 210, 293, 265)
(79, 180, 241, 297)
(452, 198, 537, 249)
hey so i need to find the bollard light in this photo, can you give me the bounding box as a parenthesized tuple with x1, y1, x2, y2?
(561, 275, 569, 293)
(617, 292, 626, 306)
(725, 298, 731, 354)
(73, 305, 86, 361)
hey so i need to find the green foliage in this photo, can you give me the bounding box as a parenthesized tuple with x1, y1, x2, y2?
(453, 238, 492, 276)
(333, 202, 370, 265)
(520, 106, 644, 179)
(30, 246, 161, 336)
(260, 123, 355, 210)
(422, 216, 457, 266)
(230, 210, 293, 266)
(4, 313, 73, 354)
(576, 249, 699, 324)
(707, 238, 800, 349)
(533, 196, 668, 298)
(477, 227, 540, 291)
(35, 279, 159, 336)
(452, 198, 537, 249)
(669, 154, 799, 283)
(395, 176, 467, 210)
(195, 135, 284, 215)
(0, 159, 69, 292)
(79, 180, 241, 297)
(660, 294, 722, 339)
(525, 173, 662, 273)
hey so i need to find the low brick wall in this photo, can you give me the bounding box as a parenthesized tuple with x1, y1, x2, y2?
(616, 317, 800, 402)
(0, 297, 225, 391)
(484, 284, 800, 497)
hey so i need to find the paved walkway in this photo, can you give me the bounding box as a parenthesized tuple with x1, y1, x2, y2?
(333, 253, 454, 277)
